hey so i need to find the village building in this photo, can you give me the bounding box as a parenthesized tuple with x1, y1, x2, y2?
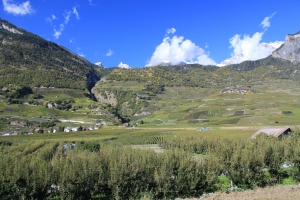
(64, 127, 72, 132)
(35, 127, 45, 133)
(94, 125, 102, 129)
(250, 127, 292, 139)
(71, 127, 80, 132)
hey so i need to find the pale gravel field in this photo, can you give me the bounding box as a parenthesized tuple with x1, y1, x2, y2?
(175, 185, 300, 200)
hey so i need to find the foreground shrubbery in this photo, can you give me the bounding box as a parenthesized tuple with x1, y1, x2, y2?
(161, 133, 300, 189)
(1, 133, 300, 199)
(0, 141, 219, 199)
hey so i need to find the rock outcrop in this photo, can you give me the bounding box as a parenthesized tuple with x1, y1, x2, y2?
(91, 89, 117, 106)
(272, 31, 300, 63)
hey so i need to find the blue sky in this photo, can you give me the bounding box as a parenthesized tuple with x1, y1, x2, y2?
(1, 0, 300, 68)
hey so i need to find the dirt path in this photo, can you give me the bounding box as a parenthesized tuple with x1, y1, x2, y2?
(176, 185, 300, 200)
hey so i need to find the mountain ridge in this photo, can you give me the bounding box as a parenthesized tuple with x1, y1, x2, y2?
(0, 19, 101, 90)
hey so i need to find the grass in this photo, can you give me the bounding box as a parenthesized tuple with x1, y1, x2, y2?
(0, 125, 256, 144)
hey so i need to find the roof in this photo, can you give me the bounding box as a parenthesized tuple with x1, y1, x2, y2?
(251, 127, 291, 139)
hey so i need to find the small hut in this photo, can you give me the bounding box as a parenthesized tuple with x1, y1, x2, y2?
(251, 127, 292, 139)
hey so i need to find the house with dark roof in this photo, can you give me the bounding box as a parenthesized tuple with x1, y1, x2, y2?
(251, 127, 292, 139)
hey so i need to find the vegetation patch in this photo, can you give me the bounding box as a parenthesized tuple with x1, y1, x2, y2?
(233, 110, 244, 116)
(282, 110, 293, 114)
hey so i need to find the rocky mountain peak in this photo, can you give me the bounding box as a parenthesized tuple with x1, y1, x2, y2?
(272, 31, 300, 63)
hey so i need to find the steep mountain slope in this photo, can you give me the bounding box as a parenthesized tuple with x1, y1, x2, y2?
(272, 31, 300, 63)
(0, 19, 102, 90)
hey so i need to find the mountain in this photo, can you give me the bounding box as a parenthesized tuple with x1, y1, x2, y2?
(0, 19, 101, 90)
(272, 31, 300, 63)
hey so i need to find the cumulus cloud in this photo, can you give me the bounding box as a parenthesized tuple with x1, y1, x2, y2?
(146, 29, 216, 66)
(260, 12, 276, 29)
(118, 62, 130, 69)
(2, 0, 34, 15)
(106, 49, 114, 56)
(51, 6, 80, 39)
(219, 13, 283, 66)
(229, 32, 265, 61)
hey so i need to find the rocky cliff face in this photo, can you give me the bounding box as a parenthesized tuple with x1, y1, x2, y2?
(91, 89, 117, 106)
(272, 32, 300, 63)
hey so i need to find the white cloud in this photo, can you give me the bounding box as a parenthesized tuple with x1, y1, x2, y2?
(64, 11, 71, 24)
(46, 14, 57, 24)
(219, 13, 283, 66)
(118, 62, 130, 69)
(51, 6, 80, 39)
(146, 29, 216, 66)
(2, 0, 34, 15)
(70, 38, 75, 43)
(166, 28, 176, 35)
(53, 24, 64, 39)
(225, 32, 283, 65)
(72, 6, 80, 20)
(106, 49, 114, 56)
(78, 53, 85, 57)
(95, 62, 104, 67)
(260, 12, 276, 29)
(229, 32, 264, 61)
(88, 0, 96, 6)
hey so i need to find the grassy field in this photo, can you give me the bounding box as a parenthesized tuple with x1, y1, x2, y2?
(0, 125, 258, 145)
(1, 80, 300, 136)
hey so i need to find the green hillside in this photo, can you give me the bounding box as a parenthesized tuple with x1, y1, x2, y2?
(2, 19, 300, 128)
(92, 56, 300, 120)
(0, 19, 104, 90)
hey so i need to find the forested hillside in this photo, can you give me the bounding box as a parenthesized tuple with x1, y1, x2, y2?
(105, 56, 300, 88)
(0, 19, 105, 90)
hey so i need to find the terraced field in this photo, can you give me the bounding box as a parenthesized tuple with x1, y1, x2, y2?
(136, 80, 300, 128)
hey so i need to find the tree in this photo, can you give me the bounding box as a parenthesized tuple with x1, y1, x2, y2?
(59, 126, 65, 132)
